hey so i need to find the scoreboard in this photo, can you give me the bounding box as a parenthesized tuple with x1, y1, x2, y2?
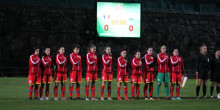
(97, 2, 141, 38)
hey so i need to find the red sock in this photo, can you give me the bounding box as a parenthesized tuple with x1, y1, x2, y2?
(100, 86, 104, 98)
(144, 84, 148, 97)
(34, 85, 39, 98)
(176, 86, 180, 97)
(124, 87, 128, 98)
(117, 87, 120, 98)
(54, 87, 58, 98)
(40, 86, 44, 98)
(136, 85, 140, 98)
(45, 87, 49, 97)
(76, 86, 80, 98)
(149, 85, 153, 97)
(61, 86, 65, 98)
(85, 86, 89, 98)
(131, 86, 135, 98)
(29, 86, 33, 98)
(107, 86, 111, 98)
(69, 86, 73, 98)
(91, 85, 95, 98)
(170, 86, 174, 98)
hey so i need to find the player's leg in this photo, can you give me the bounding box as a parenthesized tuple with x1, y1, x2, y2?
(131, 83, 135, 99)
(117, 81, 122, 100)
(149, 72, 154, 100)
(210, 81, 215, 99)
(39, 82, 44, 100)
(123, 80, 129, 100)
(61, 81, 66, 100)
(100, 81, 105, 100)
(107, 81, 112, 100)
(54, 82, 59, 100)
(202, 79, 207, 98)
(85, 81, 90, 100)
(170, 83, 175, 100)
(176, 82, 181, 100)
(164, 73, 170, 99)
(45, 82, 50, 100)
(156, 73, 163, 99)
(91, 73, 98, 100)
(143, 73, 149, 100)
(196, 79, 202, 99)
(76, 71, 82, 100)
(28, 75, 34, 100)
(69, 83, 74, 100)
(136, 83, 140, 99)
(34, 83, 39, 100)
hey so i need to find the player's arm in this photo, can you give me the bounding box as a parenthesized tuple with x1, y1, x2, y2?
(87, 53, 94, 65)
(70, 54, 79, 66)
(170, 57, 178, 65)
(118, 57, 126, 67)
(157, 54, 166, 64)
(42, 56, 50, 67)
(102, 55, 110, 65)
(145, 55, 153, 66)
(56, 54, 66, 66)
(30, 55, 39, 66)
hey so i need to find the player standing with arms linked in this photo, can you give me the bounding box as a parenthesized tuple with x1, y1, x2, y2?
(117, 50, 129, 100)
(210, 49, 220, 99)
(195, 45, 210, 99)
(85, 44, 98, 100)
(170, 49, 185, 100)
(69, 44, 82, 100)
(28, 47, 41, 100)
(100, 46, 113, 100)
(130, 51, 143, 100)
(156, 45, 170, 100)
(39, 48, 52, 101)
(54, 47, 67, 100)
(143, 47, 156, 100)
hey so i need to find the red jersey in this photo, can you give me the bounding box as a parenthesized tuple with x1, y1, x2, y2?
(144, 54, 155, 72)
(70, 52, 82, 71)
(170, 56, 185, 73)
(29, 54, 41, 76)
(102, 54, 113, 73)
(86, 51, 98, 72)
(117, 56, 128, 76)
(131, 57, 142, 75)
(157, 53, 169, 73)
(56, 53, 67, 73)
(41, 55, 52, 74)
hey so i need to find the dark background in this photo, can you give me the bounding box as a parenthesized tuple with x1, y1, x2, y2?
(0, 0, 219, 77)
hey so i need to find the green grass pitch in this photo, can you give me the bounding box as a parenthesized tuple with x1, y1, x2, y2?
(0, 77, 220, 110)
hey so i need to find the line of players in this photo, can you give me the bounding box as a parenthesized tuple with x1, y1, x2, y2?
(28, 44, 186, 101)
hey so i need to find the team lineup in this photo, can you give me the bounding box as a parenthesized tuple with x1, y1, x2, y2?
(28, 44, 220, 101)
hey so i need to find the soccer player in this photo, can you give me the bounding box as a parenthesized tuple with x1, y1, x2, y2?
(39, 48, 52, 101)
(85, 44, 98, 100)
(100, 46, 113, 100)
(69, 44, 82, 100)
(195, 45, 210, 99)
(54, 47, 67, 101)
(28, 47, 41, 100)
(210, 49, 220, 99)
(170, 49, 185, 100)
(156, 45, 170, 100)
(131, 51, 142, 100)
(143, 47, 155, 100)
(117, 50, 129, 100)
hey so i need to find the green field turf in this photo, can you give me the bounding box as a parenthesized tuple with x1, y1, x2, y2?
(0, 77, 220, 110)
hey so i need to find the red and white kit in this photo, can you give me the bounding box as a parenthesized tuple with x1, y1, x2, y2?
(170, 56, 185, 83)
(41, 55, 52, 84)
(69, 52, 82, 83)
(86, 51, 98, 82)
(28, 54, 41, 85)
(157, 53, 169, 73)
(117, 56, 128, 82)
(131, 57, 143, 84)
(101, 54, 113, 82)
(55, 53, 67, 82)
(144, 54, 155, 83)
